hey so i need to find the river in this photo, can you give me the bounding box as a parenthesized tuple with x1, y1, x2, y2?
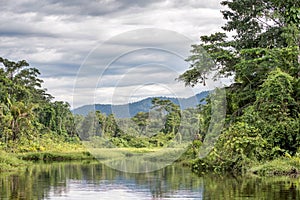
(0, 161, 299, 199)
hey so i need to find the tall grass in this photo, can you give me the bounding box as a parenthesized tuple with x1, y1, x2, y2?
(0, 151, 27, 172)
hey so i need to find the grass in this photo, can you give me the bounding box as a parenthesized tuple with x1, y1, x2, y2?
(88, 147, 185, 160)
(17, 151, 94, 161)
(4, 138, 300, 177)
(0, 151, 28, 172)
(0, 135, 188, 173)
(88, 147, 161, 160)
(0, 140, 95, 172)
(0, 146, 188, 173)
(249, 157, 300, 176)
(1, 146, 179, 172)
(0, 149, 95, 173)
(83, 147, 187, 172)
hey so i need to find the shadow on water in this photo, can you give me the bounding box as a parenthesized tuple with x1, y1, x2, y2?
(0, 161, 300, 199)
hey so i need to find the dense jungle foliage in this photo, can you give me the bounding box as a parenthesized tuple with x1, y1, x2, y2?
(177, 0, 300, 173)
(0, 57, 80, 153)
(75, 97, 200, 148)
(0, 56, 199, 154)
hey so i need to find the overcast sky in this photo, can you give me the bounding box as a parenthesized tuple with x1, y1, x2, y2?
(0, 0, 226, 108)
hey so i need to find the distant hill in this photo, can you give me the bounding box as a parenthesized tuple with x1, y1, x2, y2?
(72, 91, 209, 118)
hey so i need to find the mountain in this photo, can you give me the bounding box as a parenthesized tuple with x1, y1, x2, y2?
(72, 91, 209, 118)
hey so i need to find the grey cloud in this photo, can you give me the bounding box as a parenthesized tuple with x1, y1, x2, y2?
(168, 0, 223, 9)
(2, 0, 160, 17)
(2, 0, 222, 17)
(38, 63, 80, 77)
(0, 0, 225, 107)
(0, 30, 56, 38)
(0, 15, 58, 38)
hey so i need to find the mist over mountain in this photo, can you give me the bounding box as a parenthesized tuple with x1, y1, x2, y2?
(73, 91, 209, 118)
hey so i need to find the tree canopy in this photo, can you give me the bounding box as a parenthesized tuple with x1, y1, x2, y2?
(0, 57, 77, 152)
(179, 0, 300, 172)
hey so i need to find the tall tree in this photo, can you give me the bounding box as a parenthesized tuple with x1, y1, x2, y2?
(178, 0, 300, 116)
(152, 98, 181, 134)
(179, 0, 300, 168)
(132, 112, 149, 135)
(0, 57, 78, 149)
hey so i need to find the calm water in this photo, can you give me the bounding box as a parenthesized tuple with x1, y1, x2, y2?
(0, 161, 299, 200)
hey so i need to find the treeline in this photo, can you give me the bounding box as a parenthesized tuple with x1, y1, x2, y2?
(0, 56, 204, 152)
(178, 0, 300, 173)
(76, 98, 201, 148)
(0, 57, 77, 152)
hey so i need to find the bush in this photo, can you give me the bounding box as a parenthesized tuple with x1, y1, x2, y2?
(0, 151, 27, 172)
(127, 137, 149, 148)
(192, 122, 267, 174)
(250, 156, 300, 176)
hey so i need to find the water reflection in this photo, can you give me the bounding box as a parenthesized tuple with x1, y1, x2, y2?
(0, 161, 300, 199)
(0, 161, 203, 200)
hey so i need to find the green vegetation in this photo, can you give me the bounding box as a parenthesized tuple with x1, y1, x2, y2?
(0, 57, 78, 150)
(0, 57, 92, 171)
(178, 0, 300, 175)
(76, 98, 199, 149)
(1, 0, 299, 177)
(0, 56, 198, 172)
(0, 151, 27, 172)
(18, 151, 93, 162)
(249, 156, 300, 176)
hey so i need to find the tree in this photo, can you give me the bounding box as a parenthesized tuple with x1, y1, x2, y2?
(242, 68, 300, 155)
(179, 0, 299, 117)
(179, 108, 200, 140)
(104, 114, 121, 137)
(0, 57, 78, 150)
(95, 110, 106, 137)
(180, 0, 300, 171)
(151, 98, 181, 134)
(0, 57, 49, 104)
(178, 0, 299, 106)
(77, 112, 98, 140)
(131, 112, 149, 135)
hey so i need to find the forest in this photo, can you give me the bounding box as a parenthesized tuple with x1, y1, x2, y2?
(1, 0, 300, 176)
(178, 0, 300, 175)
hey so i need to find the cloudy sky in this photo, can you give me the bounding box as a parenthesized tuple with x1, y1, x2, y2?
(0, 0, 226, 108)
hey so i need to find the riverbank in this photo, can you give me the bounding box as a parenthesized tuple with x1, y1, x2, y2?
(0, 151, 27, 172)
(190, 155, 300, 177)
(0, 140, 96, 173)
(0, 146, 165, 172)
(0, 150, 95, 173)
(249, 157, 300, 176)
(18, 151, 94, 161)
(2, 146, 300, 177)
